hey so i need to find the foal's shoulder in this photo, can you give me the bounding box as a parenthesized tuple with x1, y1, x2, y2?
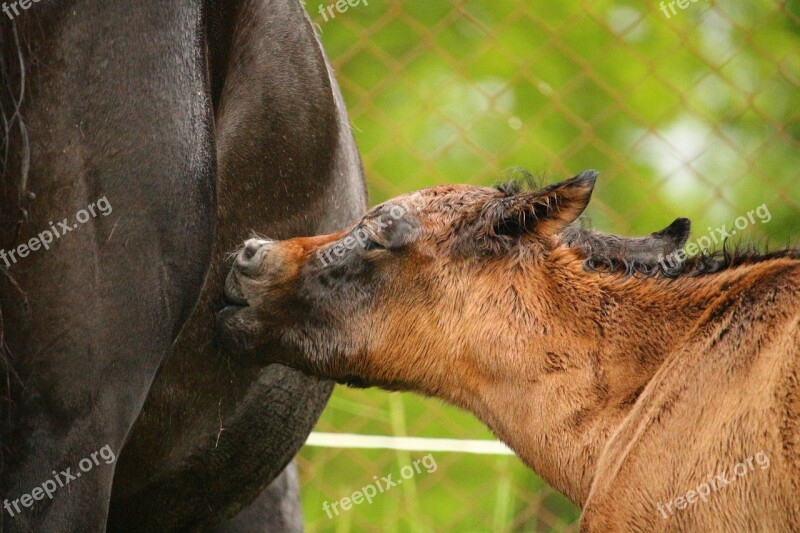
(584, 258, 800, 530)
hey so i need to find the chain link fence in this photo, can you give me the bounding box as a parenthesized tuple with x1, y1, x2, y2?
(297, 1, 800, 531)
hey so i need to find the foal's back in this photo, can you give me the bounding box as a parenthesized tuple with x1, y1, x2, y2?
(584, 259, 800, 532)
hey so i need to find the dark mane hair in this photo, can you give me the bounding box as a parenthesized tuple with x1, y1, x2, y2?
(584, 243, 800, 279)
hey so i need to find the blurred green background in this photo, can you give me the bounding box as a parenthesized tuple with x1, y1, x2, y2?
(296, 0, 800, 531)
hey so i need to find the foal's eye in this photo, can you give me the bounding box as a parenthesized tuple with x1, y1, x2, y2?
(363, 238, 386, 252)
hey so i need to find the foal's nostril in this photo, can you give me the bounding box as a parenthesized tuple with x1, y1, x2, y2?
(238, 238, 271, 267)
(243, 241, 262, 260)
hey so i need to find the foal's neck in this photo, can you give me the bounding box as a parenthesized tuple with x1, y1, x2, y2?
(448, 259, 768, 506)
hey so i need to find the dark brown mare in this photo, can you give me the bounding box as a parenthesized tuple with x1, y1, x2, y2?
(0, 1, 365, 531)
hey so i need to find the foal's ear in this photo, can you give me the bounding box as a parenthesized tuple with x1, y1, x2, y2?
(489, 170, 597, 239)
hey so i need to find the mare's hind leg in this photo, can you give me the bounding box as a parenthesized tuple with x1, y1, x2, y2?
(108, 0, 366, 529)
(0, 3, 214, 531)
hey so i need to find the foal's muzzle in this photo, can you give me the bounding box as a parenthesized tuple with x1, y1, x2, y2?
(235, 238, 273, 273)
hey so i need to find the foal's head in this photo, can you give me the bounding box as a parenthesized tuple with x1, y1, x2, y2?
(218, 172, 687, 388)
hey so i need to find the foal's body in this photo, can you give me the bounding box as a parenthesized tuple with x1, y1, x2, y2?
(220, 174, 799, 531)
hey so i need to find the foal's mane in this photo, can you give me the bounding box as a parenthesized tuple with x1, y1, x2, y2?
(584, 244, 800, 279)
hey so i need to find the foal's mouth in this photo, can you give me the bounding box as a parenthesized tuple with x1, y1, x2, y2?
(223, 271, 250, 308)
